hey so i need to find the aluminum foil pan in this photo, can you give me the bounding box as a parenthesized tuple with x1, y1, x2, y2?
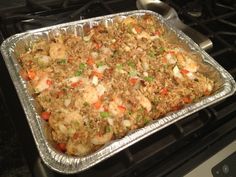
(1, 10, 236, 174)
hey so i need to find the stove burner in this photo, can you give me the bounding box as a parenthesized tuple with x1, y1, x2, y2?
(184, 0, 203, 17)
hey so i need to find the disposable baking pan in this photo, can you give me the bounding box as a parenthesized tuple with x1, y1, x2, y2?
(1, 10, 236, 174)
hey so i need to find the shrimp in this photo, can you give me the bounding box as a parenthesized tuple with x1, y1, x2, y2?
(108, 96, 125, 117)
(66, 141, 91, 156)
(91, 131, 113, 145)
(35, 55, 51, 67)
(184, 58, 198, 72)
(63, 111, 83, 126)
(32, 72, 51, 93)
(166, 53, 177, 64)
(55, 111, 83, 137)
(136, 92, 152, 112)
(49, 43, 67, 60)
(83, 85, 99, 104)
(176, 53, 198, 72)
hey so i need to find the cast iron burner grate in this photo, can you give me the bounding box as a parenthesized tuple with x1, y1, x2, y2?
(0, 0, 235, 177)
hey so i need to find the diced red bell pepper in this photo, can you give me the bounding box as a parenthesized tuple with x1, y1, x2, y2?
(71, 80, 83, 88)
(129, 77, 138, 86)
(93, 100, 102, 109)
(46, 79, 53, 86)
(162, 57, 167, 64)
(41, 111, 51, 121)
(135, 26, 142, 33)
(160, 88, 168, 95)
(92, 71, 103, 79)
(87, 56, 94, 66)
(57, 143, 66, 152)
(180, 69, 189, 74)
(118, 105, 126, 112)
(183, 97, 192, 104)
(27, 70, 36, 80)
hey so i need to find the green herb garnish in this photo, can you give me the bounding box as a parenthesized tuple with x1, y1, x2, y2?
(127, 23, 133, 33)
(100, 111, 110, 118)
(76, 63, 87, 76)
(83, 102, 89, 107)
(136, 115, 142, 122)
(116, 64, 123, 70)
(127, 61, 136, 68)
(144, 118, 150, 125)
(128, 111, 132, 115)
(148, 51, 156, 58)
(144, 76, 154, 82)
(129, 70, 138, 77)
(79, 63, 87, 70)
(58, 59, 67, 64)
(97, 62, 105, 67)
(152, 98, 159, 105)
(75, 70, 83, 76)
(105, 126, 111, 133)
(159, 47, 165, 52)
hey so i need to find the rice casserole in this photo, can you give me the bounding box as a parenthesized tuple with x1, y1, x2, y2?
(18, 15, 216, 156)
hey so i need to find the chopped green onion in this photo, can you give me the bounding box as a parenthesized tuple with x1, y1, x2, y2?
(128, 111, 132, 115)
(152, 98, 159, 105)
(136, 115, 142, 122)
(76, 63, 87, 76)
(75, 70, 83, 76)
(57, 59, 67, 64)
(100, 111, 110, 118)
(97, 62, 105, 67)
(105, 126, 111, 133)
(127, 23, 133, 33)
(144, 118, 149, 125)
(144, 76, 154, 82)
(116, 64, 123, 70)
(159, 47, 165, 52)
(138, 107, 145, 113)
(127, 61, 136, 68)
(83, 102, 89, 107)
(74, 121, 80, 128)
(79, 63, 87, 70)
(129, 70, 138, 77)
(148, 51, 156, 58)
(112, 50, 119, 58)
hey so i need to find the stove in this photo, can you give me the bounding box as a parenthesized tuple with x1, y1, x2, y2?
(0, 0, 235, 177)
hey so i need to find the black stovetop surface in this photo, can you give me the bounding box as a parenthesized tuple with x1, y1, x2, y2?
(0, 0, 235, 177)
